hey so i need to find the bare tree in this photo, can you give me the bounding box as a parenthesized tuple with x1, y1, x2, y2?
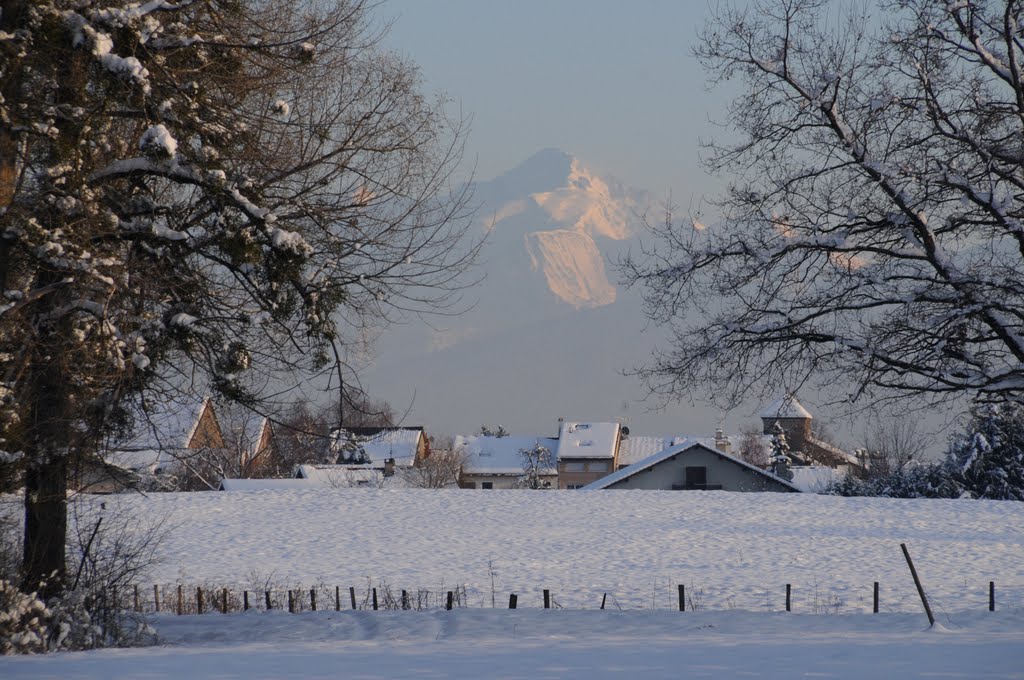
(515, 441, 554, 489)
(267, 401, 334, 477)
(0, 1, 479, 596)
(736, 425, 770, 468)
(622, 0, 1024, 415)
(863, 418, 929, 478)
(407, 436, 464, 488)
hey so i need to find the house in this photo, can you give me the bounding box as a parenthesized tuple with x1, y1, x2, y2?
(582, 440, 800, 492)
(454, 434, 558, 489)
(760, 395, 862, 471)
(555, 421, 621, 489)
(78, 393, 224, 493)
(329, 426, 428, 468)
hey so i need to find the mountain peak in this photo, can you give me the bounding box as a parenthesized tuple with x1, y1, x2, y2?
(471, 149, 651, 310)
(485, 148, 575, 198)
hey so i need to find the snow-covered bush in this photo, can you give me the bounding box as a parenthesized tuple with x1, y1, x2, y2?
(0, 581, 51, 654)
(826, 462, 961, 499)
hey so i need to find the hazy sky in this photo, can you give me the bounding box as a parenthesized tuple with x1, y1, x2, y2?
(381, 0, 735, 204)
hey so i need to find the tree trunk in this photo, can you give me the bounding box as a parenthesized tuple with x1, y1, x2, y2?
(22, 454, 67, 599)
(20, 279, 73, 599)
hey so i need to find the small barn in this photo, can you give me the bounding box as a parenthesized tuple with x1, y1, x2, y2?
(582, 440, 799, 492)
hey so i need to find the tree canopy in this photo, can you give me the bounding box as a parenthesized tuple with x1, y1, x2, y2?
(622, 0, 1024, 411)
(0, 0, 478, 595)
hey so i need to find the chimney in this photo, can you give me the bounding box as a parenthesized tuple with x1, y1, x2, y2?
(714, 427, 731, 454)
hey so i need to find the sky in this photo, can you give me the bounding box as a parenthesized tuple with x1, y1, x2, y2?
(380, 0, 734, 204)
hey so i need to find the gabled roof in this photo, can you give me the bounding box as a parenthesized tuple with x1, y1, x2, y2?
(455, 435, 557, 475)
(618, 435, 691, 467)
(581, 440, 801, 491)
(556, 421, 620, 459)
(331, 427, 423, 467)
(105, 392, 216, 474)
(759, 395, 812, 420)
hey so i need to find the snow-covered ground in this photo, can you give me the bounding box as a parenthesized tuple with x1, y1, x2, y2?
(2, 489, 1022, 677)
(2, 609, 1022, 679)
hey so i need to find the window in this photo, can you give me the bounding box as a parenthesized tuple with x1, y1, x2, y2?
(566, 484, 584, 490)
(685, 466, 708, 488)
(481, 482, 494, 490)
(588, 461, 609, 472)
(564, 462, 585, 472)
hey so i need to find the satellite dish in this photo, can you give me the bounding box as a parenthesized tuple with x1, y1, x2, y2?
(621, 426, 630, 437)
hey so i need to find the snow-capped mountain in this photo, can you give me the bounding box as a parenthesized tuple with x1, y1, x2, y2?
(475, 147, 647, 312)
(363, 149, 681, 435)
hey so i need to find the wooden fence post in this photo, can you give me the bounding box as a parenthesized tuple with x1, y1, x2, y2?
(873, 582, 879, 614)
(243, 591, 249, 611)
(349, 587, 357, 610)
(310, 588, 317, 612)
(446, 591, 453, 611)
(785, 584, 791, 612)
(601, 593, 607, 610)
(154, 585, 160, 613)
(177, 585, 183, 615)
(900, 543, 935, 627)
(989, 581, 995, 612)
(543, 589, 550, 609)
(335, 586, 341, 611)
(678, 584, 685, 612)
(265, 591, 272, 610)
(372, 588, 378, 611)
(221, 588, 228, 614)
(288, 590, 295, 614)
(196, 587, 204, 615)
(402, 590, 409, 610)
(508, 593, 517, 609)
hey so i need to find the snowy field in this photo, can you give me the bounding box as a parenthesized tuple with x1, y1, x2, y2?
(2, 489, 1023, 678)
(60, 488, 1024, 613)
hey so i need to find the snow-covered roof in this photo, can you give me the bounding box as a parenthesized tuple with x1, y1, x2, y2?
(759, 396, 813, 420)
(618, 435, 694, 466)
(456, 435, 558, 475)
(219, 478, 311, 491)
(582, 440, 801, 492)
(806, 436, 862, 467)
(331, 428, 422, 467)
(788, 466, 844, 493)
(295, 464, 412, 489)
(105, 392, 215, 474)
(556, 421, 620, 460)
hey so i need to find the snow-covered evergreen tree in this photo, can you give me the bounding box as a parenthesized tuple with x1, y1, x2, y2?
(769, 422, 793, 480)
(0, 1, 478, 597)
(946, 405, 1024, 501)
